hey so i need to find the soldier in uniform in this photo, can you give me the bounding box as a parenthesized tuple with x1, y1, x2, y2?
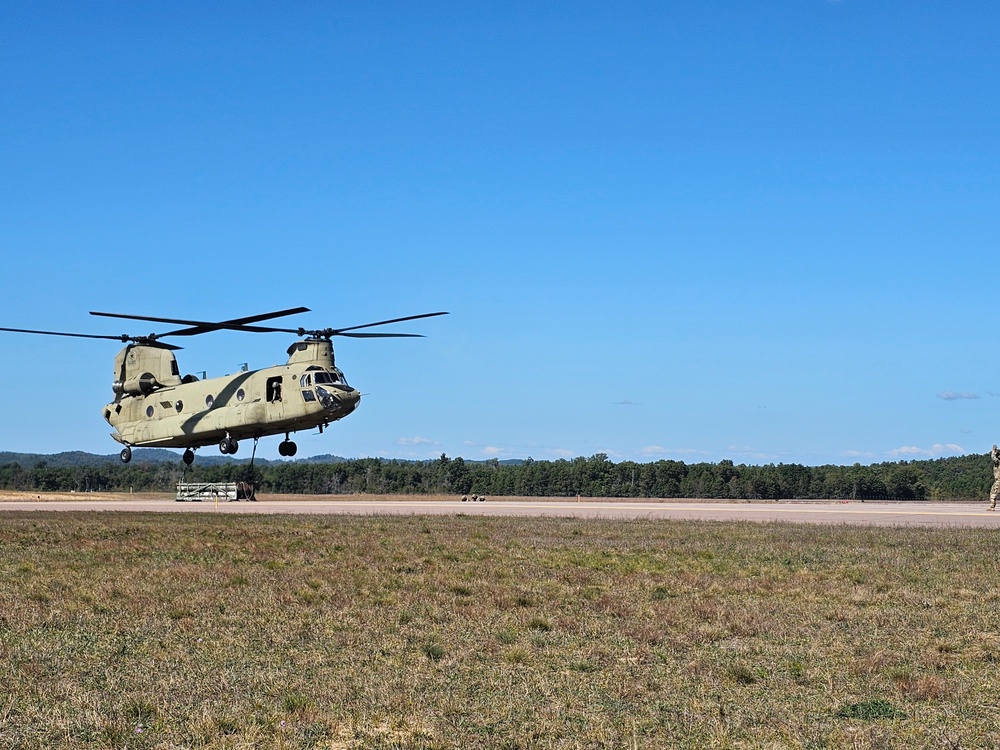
(990, 445, 1000, 510)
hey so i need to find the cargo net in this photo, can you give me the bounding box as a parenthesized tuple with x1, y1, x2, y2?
(175, 481, 256, 502)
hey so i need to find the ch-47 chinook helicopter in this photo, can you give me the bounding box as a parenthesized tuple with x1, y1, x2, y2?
(0, 308, 447, 466)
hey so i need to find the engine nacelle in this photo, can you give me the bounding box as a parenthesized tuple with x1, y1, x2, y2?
(115, 371, 160, 396)
(112, 344, 182, 396)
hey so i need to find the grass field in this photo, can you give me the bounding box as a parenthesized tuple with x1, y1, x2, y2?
(1, 512, 998, 749)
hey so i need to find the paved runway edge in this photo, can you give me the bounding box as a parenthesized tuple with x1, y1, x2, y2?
(2, 497, 999, 527)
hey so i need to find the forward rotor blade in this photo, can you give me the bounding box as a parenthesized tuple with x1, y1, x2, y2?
(338, 332, 425, 338)
(333, 311, 449, 334)
(239, 311, 450, 337)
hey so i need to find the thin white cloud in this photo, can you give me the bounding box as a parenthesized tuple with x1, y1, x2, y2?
(888, 443, 964, 458)
(397, 436, 439, 446)
(938, 391, 979, 401)
(726, 445, 784, 462)
(933, 443, 964, 454)
(613, 400, 640, 406)
(640, 446, 708, 458)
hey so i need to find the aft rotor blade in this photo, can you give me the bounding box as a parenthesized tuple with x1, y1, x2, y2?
(0, 326, 128, 342)
(0, 328, 128, 341)
(90, 307, 311, 337)
(0, 326, 182, 350)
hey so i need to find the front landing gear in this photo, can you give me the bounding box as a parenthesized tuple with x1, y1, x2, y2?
(278, 434, 297, 457)
(120, 446, 132, 463)
(219, 435, 239, 455)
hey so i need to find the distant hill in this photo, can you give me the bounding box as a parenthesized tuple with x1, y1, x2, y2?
(297, 454, 350, 464)
(0, 450, 519, 468)
(0, 449, 348, 468)
(0, 450, 151, 467)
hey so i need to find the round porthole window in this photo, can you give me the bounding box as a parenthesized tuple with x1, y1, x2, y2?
(236, 388, 245, 402)
(205, 395, 214, 408)
(175, 400, 183, 412)
(146, 405, 154, 418)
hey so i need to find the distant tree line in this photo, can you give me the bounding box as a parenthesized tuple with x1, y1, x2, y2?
(0, 452, 992, 500)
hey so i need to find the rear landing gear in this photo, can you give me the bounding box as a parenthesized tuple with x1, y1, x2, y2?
(120, 446, 132, 463)
(219, 436, 238, 455)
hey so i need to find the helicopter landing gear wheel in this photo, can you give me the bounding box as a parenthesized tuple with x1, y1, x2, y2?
(219, 436, 238, 455)
(183, 448, 195, 465)
(120, 446, 132, 464)
(278, 439, 297, 457)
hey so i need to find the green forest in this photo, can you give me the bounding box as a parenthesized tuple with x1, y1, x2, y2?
(0, 452, 992, 500)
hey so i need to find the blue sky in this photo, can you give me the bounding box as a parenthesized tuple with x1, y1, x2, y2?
(1, 2, 997, 465)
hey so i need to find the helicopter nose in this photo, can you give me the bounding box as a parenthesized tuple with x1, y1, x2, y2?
(343, 388, 361, 412)
(317, 385, 360, 414)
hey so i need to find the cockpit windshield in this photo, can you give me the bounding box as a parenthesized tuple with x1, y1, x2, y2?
(314, 369, 348, 386)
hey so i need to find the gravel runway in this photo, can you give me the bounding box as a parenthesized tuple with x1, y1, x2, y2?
(2, 493, 998, 527)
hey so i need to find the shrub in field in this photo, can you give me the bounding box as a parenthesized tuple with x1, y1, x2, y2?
(836, 699, 907, 720)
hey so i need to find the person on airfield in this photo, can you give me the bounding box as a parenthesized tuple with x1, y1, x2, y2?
(989, 445, 1000, 511)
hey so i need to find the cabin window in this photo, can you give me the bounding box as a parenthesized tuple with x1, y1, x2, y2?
(302, 389, 316, 402)
(175, 400, 183, 412)
(266, 376, 283, 403)
(236, 388, 245, 402)
(146, 405, 154, 417)
(205, 395, 214, 408)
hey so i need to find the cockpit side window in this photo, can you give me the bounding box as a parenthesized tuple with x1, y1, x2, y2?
(300, 373, 312, 388)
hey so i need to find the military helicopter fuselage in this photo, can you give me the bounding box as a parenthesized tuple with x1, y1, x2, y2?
(0, 307, 446, 465)
(106, 338, 359, 460)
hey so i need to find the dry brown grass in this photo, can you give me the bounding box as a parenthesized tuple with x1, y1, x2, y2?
(1, 512, 998, 748)
(0, 490, 176, 502)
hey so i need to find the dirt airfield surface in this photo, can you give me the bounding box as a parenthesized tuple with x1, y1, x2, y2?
(2, 490, 999, 527)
